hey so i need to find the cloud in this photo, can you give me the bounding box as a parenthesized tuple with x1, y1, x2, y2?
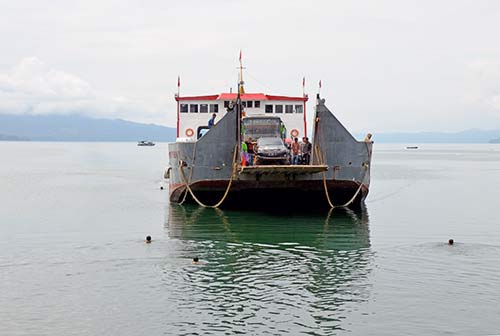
(468, 59, 500, 78)
(465, 59, 500, 110)
(492, 95, 500, 109)
(0, 57, 92, 100)
(0, 57, 165, 124)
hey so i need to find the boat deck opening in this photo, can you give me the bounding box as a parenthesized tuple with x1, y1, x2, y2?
(239, 165, 328, 175)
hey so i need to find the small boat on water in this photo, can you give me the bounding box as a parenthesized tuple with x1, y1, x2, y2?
(165, 57, 373, 210)
(138, 141, 155, 146)
(406, 146, 418, 149)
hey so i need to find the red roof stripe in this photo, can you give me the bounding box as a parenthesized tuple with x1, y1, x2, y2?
(176, 93, 307, 102)
(265, 94, 308, 102)
(218, 93, 268, 100)
(176, 95, 219, 101)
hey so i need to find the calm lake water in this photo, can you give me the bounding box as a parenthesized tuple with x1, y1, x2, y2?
(1, 142, 499, 335)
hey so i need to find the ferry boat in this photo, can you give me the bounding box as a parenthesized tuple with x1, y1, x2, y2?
(138, 140, 155, 146)
(165, 59, 372, 210)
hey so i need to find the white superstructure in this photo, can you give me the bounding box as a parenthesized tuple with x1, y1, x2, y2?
(175, 92, 309, 141)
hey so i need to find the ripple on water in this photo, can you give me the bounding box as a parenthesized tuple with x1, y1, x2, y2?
(161, 205, 374, 334)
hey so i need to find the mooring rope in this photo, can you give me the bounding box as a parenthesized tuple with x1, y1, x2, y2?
(339, 140, 372, 207)
(316, 144, 370, 209)
(179, 140, 198, 205)
(179, 144, 238, 208)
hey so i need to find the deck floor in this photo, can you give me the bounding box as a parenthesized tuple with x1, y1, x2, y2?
(239, 164, 328, 175)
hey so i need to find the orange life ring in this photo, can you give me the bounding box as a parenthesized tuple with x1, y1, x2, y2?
(185, 128, 194, 137)
(290, 129, 299, 138)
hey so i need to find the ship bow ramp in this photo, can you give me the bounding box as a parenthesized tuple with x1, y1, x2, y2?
(313, 97, 372, 189)
(168, 110, 238, 202)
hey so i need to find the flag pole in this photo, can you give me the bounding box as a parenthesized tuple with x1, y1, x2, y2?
(238, 50, 245, 94)
(176, 75, 180, 138)
(236, 51, 242, 162)
(302, 77, 307, 138)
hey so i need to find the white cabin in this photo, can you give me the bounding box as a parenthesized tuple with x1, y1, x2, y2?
(175, 92, 309, 141)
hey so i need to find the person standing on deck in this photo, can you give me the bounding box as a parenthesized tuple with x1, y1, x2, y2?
(246, 137, 254, 166)
(241, 140, 248, 166)
(299, 137, 306, 164)
(208, 113, 217, 128)
(291, 138, 300, 165)
(302, 137, 312, 164)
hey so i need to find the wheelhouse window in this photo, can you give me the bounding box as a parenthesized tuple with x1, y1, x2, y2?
(242, 101, 247, 108)
(265, 104, 273, 113)
(180, 104, 188, 113)
(224, 101, 230, 108)
(295, 105, 303, 113)
(247, 101, 253, 108)
(285, 105, 293, 113)
(255, 101, 261, 108)
(200, 104, 208, 113)
(275, 105, 283, 113)
(210, 104, 219, 113)
(190, 104, 198, 113)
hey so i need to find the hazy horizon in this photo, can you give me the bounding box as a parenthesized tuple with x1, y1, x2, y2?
(1, 113, 499, 144)
(1, 112, 500, 135)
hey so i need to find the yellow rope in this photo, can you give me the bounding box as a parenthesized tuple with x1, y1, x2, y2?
(315, 144, 335, 208)
(340, 174, 366, 207)
(316, 144, 369, 209)
(341, 141, 372, 207)
(179, 144, 238, 208)
(179, 140, 198, 205)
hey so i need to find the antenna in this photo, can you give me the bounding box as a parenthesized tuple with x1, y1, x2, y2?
(236, 81, 242, 160)
(238, 50, 246, 94)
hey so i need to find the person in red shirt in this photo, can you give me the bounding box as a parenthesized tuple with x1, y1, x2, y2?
(291, 138, 300, 165)
(246, 137, 254, 166)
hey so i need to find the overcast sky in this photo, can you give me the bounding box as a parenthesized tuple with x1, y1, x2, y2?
(0, 0, 499, 133)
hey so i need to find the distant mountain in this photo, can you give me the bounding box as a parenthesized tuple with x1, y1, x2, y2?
(0, 133, 29, 141)
(355, 129, 500, 143)
(1, 113, 499, 143)
(490, 138, 500, 143)
(0, 114, 176, 142)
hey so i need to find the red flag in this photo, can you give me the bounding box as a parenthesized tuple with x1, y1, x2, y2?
(302, 77, 305, 88)
(177, 76, 180, 87)
(239, 50, 242, 62)
(319, 80, 322, 88)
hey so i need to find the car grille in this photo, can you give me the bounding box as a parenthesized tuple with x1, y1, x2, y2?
(259, 151, 285, 157)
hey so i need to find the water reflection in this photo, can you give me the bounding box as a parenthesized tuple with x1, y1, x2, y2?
(164, 205, 373, 335)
